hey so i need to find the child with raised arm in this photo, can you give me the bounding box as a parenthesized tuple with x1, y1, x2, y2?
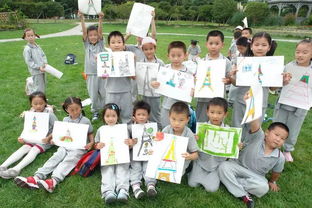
(94, 103, 132, 204)
(188, 97, 230, 192)
(273, 38, 312, 162)
(79, 10, 105, 121)
(15, 97, 94, 192)
(162, 102, 199, 173)
(219, 115, 288, 208)
(22, 29, 48, 93)
(196, 30, 232, 122)
(104, 31, 134, 123)
(128, 101, 158, 199)
(151, 41, 194, 128)
(139, 37, 164, 128)
(0, 92, 57, 179)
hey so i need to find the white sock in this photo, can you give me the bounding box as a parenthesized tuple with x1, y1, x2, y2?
(132, 183, 141, 191)
(12, 147, 41, 172)
(1, 145, 32, 168)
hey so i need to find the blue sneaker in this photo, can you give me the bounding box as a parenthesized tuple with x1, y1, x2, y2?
(117, 189, 129, 203)
(104, 191, 117, 204)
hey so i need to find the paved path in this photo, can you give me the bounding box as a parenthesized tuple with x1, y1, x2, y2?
(0, 23, 302, 43)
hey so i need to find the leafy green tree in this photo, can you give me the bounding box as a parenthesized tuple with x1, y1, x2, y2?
(212, 0, 236, 23)
(244, 2, 270, 25)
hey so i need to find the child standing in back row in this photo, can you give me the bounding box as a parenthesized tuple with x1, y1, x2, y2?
(23, 29, 48, 93)
(273, 38, 312, 162)
(196, 30, 232, 122)
(79, 11, 105, 121)
(152, 41, 194, 128)
(139, 37, 164, 128)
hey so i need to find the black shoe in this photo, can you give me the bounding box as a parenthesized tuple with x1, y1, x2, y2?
(241, 195, 255, 208)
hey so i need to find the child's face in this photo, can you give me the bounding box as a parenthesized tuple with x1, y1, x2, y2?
(24, 30, 35, 44)
(109, 35, 125, 52)
(134, 109, 149, 124)
(265, 127, 288, 149)
(88, 30, 99, 45)
(251, 37, 271, 57)
(168, 48, 186, 68)
(31, 97, 46, 112)
(206, 36, 224, 57)
(242, 30, 251, 39)
(66, 103, 82, 120)
(142, 43, 156, 60)
(206, 105, 227, 126)
(237, 45, 247, 55)
(169, 112, 189, 134)
(295, 43, 312, 66)
(104, 109, 118, 125)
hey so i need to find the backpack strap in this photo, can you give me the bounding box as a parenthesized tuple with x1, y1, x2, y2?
(71, 150, 94, 175)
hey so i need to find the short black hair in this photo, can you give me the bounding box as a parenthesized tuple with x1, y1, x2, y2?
(29, 91, 47, 105)
(191, 40, 198, 45)
(108, 31, 125, 44)
(87, 25, 98, 34)
(236, 36, 249, 47)
(169, 102, 189, 117)
(206, 97, 228, 113)
(268, 122, 289, 135)
(206, 30, 224, 42)
(168, 41, 187, 54)
(133, 100, 151, 116)
(234, 31, 242, 39)
(242, 27, 253, 35)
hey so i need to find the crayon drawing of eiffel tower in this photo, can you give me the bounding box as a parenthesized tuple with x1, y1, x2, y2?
(242, 88, 255, 124)
(200, 66, 213, 91)
(156, 136, 177, 182)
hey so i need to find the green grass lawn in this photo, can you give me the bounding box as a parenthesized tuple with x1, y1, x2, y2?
(0, 27, 311, 208)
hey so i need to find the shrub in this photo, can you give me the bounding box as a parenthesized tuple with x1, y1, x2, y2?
(263, 15, 284, 26)
(284, 14, 296, 26)
(245, 2, 270, 26)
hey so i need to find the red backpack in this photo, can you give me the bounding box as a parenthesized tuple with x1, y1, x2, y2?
(72, 150, 101, 177)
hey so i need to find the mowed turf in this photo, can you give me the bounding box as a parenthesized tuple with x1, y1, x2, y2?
(0, 28, 311, 208)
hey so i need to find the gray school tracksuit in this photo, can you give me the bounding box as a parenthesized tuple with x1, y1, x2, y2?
(128, 123, 156, 187)
(196, 54, 231, 122)
(162, 125, 199, 173)
(139, 56, 165, 129)
(125, 45, 146, 102)
(95, 125, 130, 197)
(188, 122, 228, 192)
(273, 61, 311, 152)
(23, 109, 58, 152)
(84, 39, 105, 113)
(187, 45, 201, 61)
(160, 64, 194, 128)
(218, 128, 285, 198)
(232, 85, 269, 142)
(23, 43, 47, 93)
(34, 114, 93, 183)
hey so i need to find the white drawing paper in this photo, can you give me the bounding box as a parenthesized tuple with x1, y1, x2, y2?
(132, 123, 157, 161)
(136, 62, 160, 96)
(241, 83, 263, 125)
(52, 121, 88, 149)
(145, 132, 188, 184)
(236, 56, 284, 87)
(20, 112, 49, 144)
(78, 0, 101, 15)
(194, 59, 226, 98)
(45, 64, 63, 79)
(278, 68, 312, 110)
(99, 124, 130, 166)
(97, 51, 135, 77)
(126, 3, 155, 38)
(155, 67, 194, 103)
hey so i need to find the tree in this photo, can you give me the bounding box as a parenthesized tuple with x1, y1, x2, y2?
(244, 2, 270, 25)
(212, 0, 236, 23)
(198, 5, 213, 21)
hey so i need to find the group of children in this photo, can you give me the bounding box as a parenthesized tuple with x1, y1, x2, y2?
(0, 9, 311, 208)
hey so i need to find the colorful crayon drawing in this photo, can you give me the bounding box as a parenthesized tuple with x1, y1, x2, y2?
(31, 116, 37, 132)
(196, 123, 242, 159)
(145, 133, 188, 184)
(132, 123, 157, 161)
(242, 88, 255, 124)
(135, 62, 159, 96)
(105, 138, 118, 165)
(200, 66, 213, 92)
(60, 129, 73, 142)
(279, 72, 312, 110)
(156, 136, 177, 182)
(99, 53, 110, 77)
(21, 112, 49, 144)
